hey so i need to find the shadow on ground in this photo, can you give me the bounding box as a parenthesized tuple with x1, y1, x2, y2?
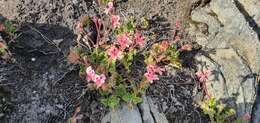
(0, 23, 106, 123)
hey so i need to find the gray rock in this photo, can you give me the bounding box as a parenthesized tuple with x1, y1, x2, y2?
(195, 49, 256, 117)
(237, 0, 260, 28)
(138, 96, 155, 123)
(101, 104, 143, 123)
(190, 0, 260, 119)
(210, 0, 260, 73)
(102, 96, 169, 123)
(191, 0, 260, 73)
(191, 7, 221, 35)
(147, 97, 169, 123)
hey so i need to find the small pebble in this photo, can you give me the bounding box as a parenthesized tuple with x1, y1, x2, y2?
(31, 58, 36, 62)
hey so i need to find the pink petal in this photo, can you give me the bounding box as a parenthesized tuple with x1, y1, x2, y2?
(108, 2, 113, 10)
(107, 45, 122, 60)
(94, 74, 106, 88)
(111, 15, 120, 28)
(117, 33, 131, 50)
(134, 31, 145, 47)
(175, 20, 181, 29)
(195, 70, 210, 82)
(86, 66, 96, 81)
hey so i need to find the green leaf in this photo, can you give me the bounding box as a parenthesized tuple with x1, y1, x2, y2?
(67, 118, 73, 123)
(166, 45, 181, 68)
(79, 64, 86, 73)
(115, 84, 127, 97)
(122, 49, 136, 71)
(122, 93, 132, 103)
(141, 17, 149, 29)
(113, 16, 136, 34)
(108, 60, 116, 73)
(122, 93, 143, 105)
(132, 96, 143, 105)
(4, 20, 16, 34)
(101, 0, 110, 4)
(101, 95, 120, 108)
(0, 48, 5, 55)
(208, 98, 216, 108)
(126, 17, 136, 33)
(127, 49, 136, 62)
(100, 91, 110, 97)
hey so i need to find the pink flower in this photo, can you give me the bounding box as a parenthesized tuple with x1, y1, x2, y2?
(147, 65, 163, 74)
(160, 40, 169, 52)
(94, 74, 106, 88)
(144, 65, 165, 83)
(195, 70, 211, 82)
(242, 113, 251, 121)
(92, 16, 101, 29)
(105, 2, 113, 14)
(175, 20, 181, 29)
(179, 44, 192, 51)
(85, 66, 106, 88)
(108, 2, 113, 10)
(76, 21, 83, 33)
(107, 45, 122, 61)
(117, 33, 131, 50)
(134, 31, 145, 47)
(111, 15, 120, 28)
(144, 71, 159, 83)
(86, 66, 95, 81)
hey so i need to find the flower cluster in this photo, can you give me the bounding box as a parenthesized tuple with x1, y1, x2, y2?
(86, 66, 106, 88)
(144, 65, 165, 83)
(107, 31, 145, 61)
(68, 1, 192, 108)
(105, 2, 121, 28)
(105, 2, 113, 14)
(195, 70, 211, 82)
(134, 31, 145, 47)
(107, 45, 122, 61)
(179, 44, 192, 51)
(111, 15, 120, 28)
(117, 32, 131, 50)
(160, 40, 169, 52)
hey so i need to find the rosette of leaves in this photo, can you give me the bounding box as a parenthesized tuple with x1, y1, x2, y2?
(199, 98, 247, 123)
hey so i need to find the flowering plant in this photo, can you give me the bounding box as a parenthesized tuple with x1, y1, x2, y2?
(0, 19, 15, 60)
(199, 98, 250, 123)
(68, 1, 191, 108)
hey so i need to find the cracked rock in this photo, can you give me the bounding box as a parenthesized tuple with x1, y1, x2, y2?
(237, 0, 260, 31)
(195, 48, 256, 117)
(190, 0, 260, 119)
(101, 96, 168, 123)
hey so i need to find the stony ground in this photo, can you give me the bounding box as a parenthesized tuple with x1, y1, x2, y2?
(0, 0, 260, 123)
(0, 0, 203, 123)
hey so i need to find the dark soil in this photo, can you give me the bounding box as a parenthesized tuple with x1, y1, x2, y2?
(0, 0, 206, 123)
